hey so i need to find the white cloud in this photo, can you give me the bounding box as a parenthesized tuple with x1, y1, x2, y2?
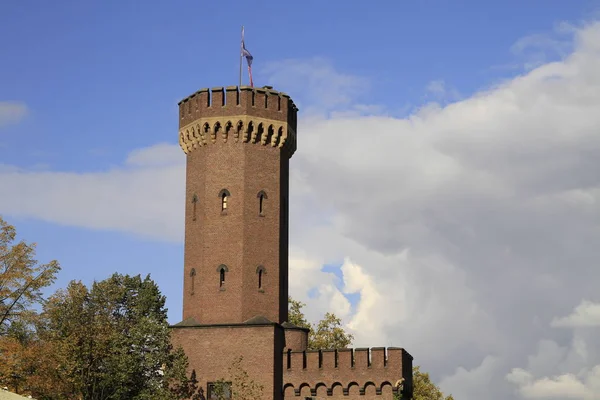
(2, 20, 600, 400)
(0, 101, 28, 127)
(552, 300, 600, 328)
(261, 57, 372, 117)
(125, 142, 183, 167)
(425, 79, 461, 103)
(0, 144, 185, 242)
(507, 367, 600, 400)
(507, 298, 600, 399)
(439, 356, 500, 399)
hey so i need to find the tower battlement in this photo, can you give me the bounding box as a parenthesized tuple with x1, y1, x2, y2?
(178, 86, 298, 158)
(283, 347, 413, 398)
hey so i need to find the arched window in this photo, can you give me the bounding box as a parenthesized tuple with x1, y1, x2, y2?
(218, 189, 231, 213)
(217, 264, 229, 288)
(257, 190, 268, 216)
(256, 266, 266, 290)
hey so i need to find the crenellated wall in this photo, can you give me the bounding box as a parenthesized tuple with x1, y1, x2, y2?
(283, 347, 413, 399)
(178, 86, 298, 158)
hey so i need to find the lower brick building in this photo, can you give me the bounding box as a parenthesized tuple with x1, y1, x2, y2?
(170, 85, 413, 399)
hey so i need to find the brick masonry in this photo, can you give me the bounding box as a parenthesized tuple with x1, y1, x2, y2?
(170, 86, 413, 399)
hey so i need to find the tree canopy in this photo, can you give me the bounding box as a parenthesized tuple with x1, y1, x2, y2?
(0, 216, 60, 335)
(288, 296, 354, 350)
(1, 272, 202, 400)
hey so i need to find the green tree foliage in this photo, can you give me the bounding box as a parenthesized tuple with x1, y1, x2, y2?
(288, 296, 354, 350)
(0, 216, 60, 335)
(1, 273, 203, 400)
(288, 297, 311, 330)
(289, 297, 454, 399)
(211, 356, 264, 400)
(395, 366, 454, 400)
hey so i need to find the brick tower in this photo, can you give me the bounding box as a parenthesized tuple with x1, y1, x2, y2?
(171, 85, 298, 399)
(178, 85, 296, 325)
(171, 85, 413, 400)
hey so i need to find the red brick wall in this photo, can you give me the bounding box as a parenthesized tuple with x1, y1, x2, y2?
(171, 324, 285, 400)
(179, 86, 297, 325)
(283, 347, 413, 399)
(284, 327, 308, 351)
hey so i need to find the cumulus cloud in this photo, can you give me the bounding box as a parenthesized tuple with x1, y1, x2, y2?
(506, 367, 600, 400)
(506, 298, 600, 399)
(552, 300, 600, 328)
(439, 356, 500, 399)
(0, 143, 185, 242)
(2, 20, 600, 400)
(508, 367, 600, 400)
(0, 101, 28, 127)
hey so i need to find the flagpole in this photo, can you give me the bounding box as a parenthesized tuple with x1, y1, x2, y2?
(239, 25, 243, 87)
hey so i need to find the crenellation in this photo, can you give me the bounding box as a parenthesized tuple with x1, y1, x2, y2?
(254, 87, 267, 110)
(355, 348, 369, 368)
(371, 347, 386, 369)
(179, 86, 297, 127)
(282, 347, 412, 398)
(225, 86, 239, 106)
(306, 350, 320, 372)
(338, 348, 353, 369)
(290, 351, 305, 370)
(266, 91, 280, 113)
(321, 349, 336, 370)
(197, 89, 209, 114)
(386, 347, 403, 369)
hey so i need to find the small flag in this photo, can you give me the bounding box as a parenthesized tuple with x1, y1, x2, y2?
(241, 27, 254, 87)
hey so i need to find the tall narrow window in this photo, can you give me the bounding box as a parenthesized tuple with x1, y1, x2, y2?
(221, 193, 228, 211)
(257, 190, 268, 216)
(217, 265, 229, 288)
(191, 194, 198, 221)
(189, 268, 196, 295)
(218, 189, 231, 214)
(256, 266, 266, 291)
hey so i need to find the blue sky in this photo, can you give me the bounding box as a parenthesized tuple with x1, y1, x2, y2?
(0, 0, 596, 313)
(3, 3, 600, 397)
(0, 0, 596, 318)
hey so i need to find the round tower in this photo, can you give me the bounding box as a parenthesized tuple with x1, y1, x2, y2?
(178, 85, 298, 325)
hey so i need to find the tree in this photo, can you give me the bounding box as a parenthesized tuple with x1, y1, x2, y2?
(288, 297, 311, 330)
(0, 216, 60, 335)
(288, 296, 354, 350)
(6, 273, 203, 400)
(402, 366, 454, 400)
(211, 356, 264, 400)
(288, 297, 455, 399)
(310, 312, 354, 350)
